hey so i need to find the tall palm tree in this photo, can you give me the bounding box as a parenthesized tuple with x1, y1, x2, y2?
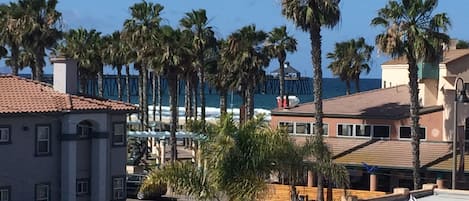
(281, 1, 341, 200)
(207, 39, 233, 115)
(180, 9, 217, 130)
(225, 25, 270, 122)
(103, 31, 126, 101)
(158, 25, 190, 162)
(265, 26, 298, 106)
(17, 0, 62, 81)
(123, 1, 164, 131)
(371, 0, 450, 190)
(327, 37, 373, 94)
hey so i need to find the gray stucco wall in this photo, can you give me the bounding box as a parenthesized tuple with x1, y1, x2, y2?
(0, 112, 129, 201)
(0, 115, 61, 201)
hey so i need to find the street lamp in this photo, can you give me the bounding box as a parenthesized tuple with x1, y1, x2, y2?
(452, 77, 469, 189)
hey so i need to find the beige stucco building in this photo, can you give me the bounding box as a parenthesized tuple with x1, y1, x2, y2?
(270, 48, 469, 191)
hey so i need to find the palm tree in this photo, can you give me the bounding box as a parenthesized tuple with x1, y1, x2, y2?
(281, 1, 341, 200)
(225, 25, 270, 122)
(58, 28, 102, 94)
(17, 0, 62, 81)
(141, 115, 283, 201)
(265, 26, 297, 106)
(158, 25, 191, 162)
(180, 9, 217, 130)
(207, 39, 233, 115)
(103, 31, 126, 101)
(123, 1, 164, 131)
(274, 134, 350, 201)
(371, 0, 450, 190)
(0, 3, 23, 75)
(327, 37, 373, 94)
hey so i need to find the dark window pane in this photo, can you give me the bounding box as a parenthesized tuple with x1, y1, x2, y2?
(38, 141, 49, 153)
(373, 126, 390, 138)
(400, 127, 411, 138)
(296, 123, 310, 134)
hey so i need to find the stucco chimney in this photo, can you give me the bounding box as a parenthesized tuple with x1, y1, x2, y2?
(50, 57, 78, 94)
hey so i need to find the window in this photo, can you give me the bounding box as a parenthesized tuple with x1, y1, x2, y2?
(0, 126, 10, 144)
(112, 177, 125, 200)
(399, 126, 426, 140)
(312, 123, 329, 135)
(337, 124, 353, 136)
(76, 179, 89, 195)
(355, 125, 372, 137)
(279, 122, 294, 134)
(0, 186, 10, 201)
(35, 183, 49, 201)
(112, 123, 126, 146)
(295, 123, 311, 135)
(36, 125, 51, 155)
(373, 125, 390, 138)
(77, 121, 92, 138)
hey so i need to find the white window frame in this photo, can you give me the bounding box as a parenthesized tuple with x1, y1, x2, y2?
(312, 123, 329, 136)
(112, 123, 126, 146)
(0, 127, 10, 143)
(0, 187, 10, 201)
(36, 125, 51, 155)
(278, 122, 294, 135)
(372, 125, 391, 139)
(337, 124, 373, 138)
(293, 122, 311, 135)
(76, 179, 89, 195)
(398, 126, 427, 141)
(36, 184, 49, 201)
(355, 124, 372, 138)
(112, 177, 125, 200)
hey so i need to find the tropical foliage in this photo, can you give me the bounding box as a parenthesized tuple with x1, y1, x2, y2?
(371, 0, 450, 189)
(327, 37, 373, 94)
(281, 1, 341, 200)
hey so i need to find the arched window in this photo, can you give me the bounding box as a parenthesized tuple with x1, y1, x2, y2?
(77, 121, 93, 138)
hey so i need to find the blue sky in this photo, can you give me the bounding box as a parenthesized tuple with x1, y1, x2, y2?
(1, 0, 467, 78)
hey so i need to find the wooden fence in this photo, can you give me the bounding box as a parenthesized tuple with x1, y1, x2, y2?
(261, 184, 386, 201)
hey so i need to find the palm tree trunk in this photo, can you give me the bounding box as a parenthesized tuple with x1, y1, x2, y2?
(152, 72, 157, 124)
(137, 67, 144, 129)
(199, 67, 206, 130)
(220, 90, 227, 116)
(407, 54, 421, 190)
(142, 66, 149, 130)
(279, 59, 286, 108)
(168, 69, 178, 162)
(158, 74, 163, 131)
(327, 183, 333, 201)
(355, 75, 361, 93)
(126, 65, 131, 103)
(34, 49, 44, 81)
(97, 66, 104, 97)
(185, 77, 191, 123)
(117, 65, 123, 101)
(317, 174, 324, 201)
(193, 75, 198, 120)
(311, 24, 325, 201)
(346, 80, 351, 95)
(10, 44, 20, 76)
(248, 85, 255, 119)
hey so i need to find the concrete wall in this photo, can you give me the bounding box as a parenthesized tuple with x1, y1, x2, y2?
(0, 116, 61, 201)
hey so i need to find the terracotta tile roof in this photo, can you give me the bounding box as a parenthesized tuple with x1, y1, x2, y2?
(272, 85, 443, 119)
(292, 136, 370, 156)
(427, 153, 469, 173)
(0, 75, 137, 114)
(333, 140, 451, 169)
(382, 49, 469, 65)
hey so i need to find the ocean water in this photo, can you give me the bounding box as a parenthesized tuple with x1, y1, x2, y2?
(106, 78, 381, 109)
